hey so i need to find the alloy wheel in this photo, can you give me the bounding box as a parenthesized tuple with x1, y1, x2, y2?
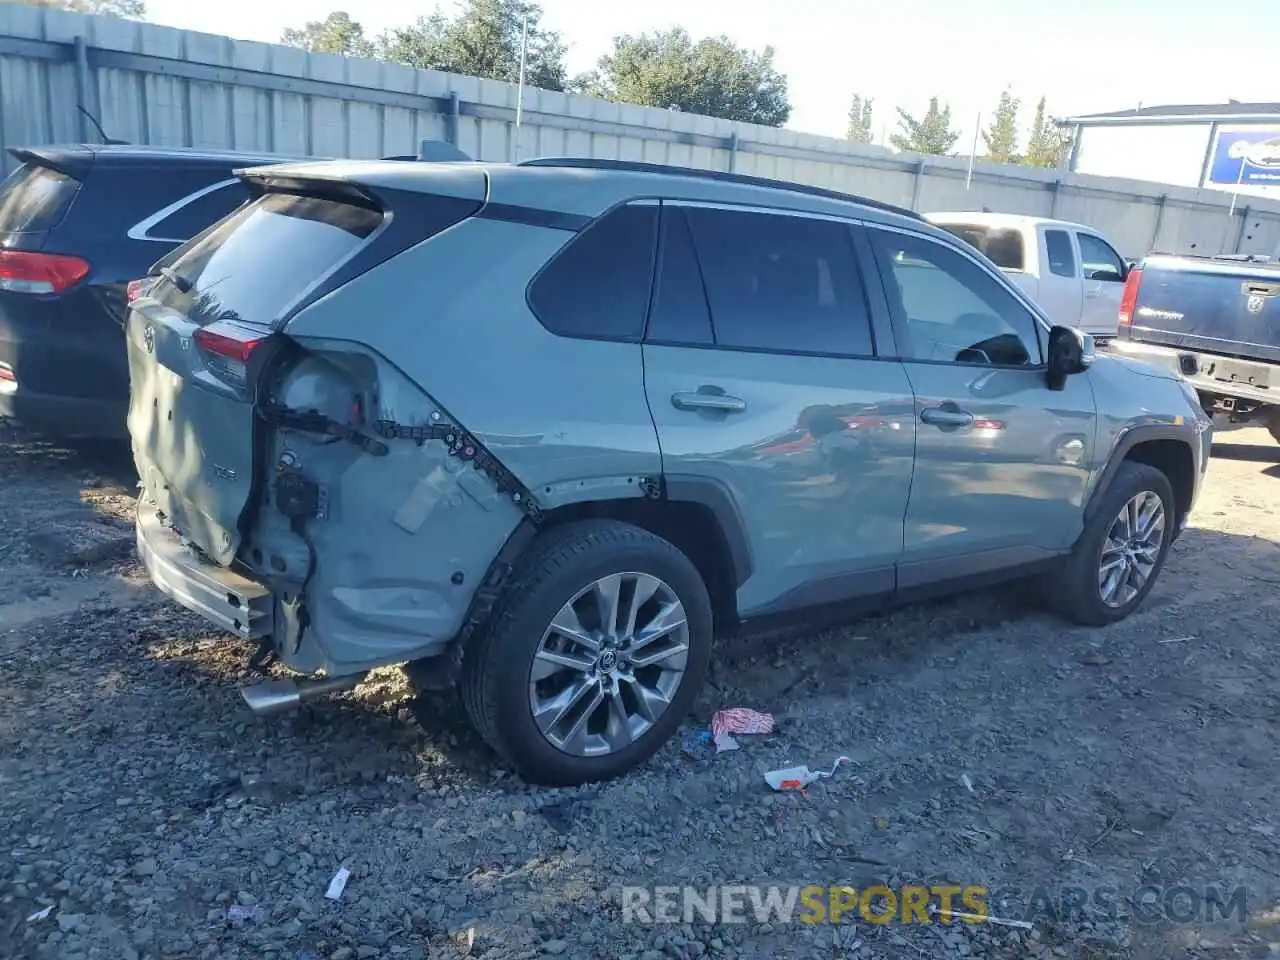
(528, 572, 690, 757)
(1098, 490, 1166, 608)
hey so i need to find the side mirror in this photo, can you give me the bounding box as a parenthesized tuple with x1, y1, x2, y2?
(1089, 268, 1124, 282)
(1047, 325, 1093, 391)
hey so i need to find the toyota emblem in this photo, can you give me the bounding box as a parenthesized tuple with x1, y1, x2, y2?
(143, 324, 155, 353)
(1247, 294, 1265, 315)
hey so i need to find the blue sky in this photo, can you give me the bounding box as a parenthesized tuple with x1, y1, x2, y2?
(143, 0, 1280, 148)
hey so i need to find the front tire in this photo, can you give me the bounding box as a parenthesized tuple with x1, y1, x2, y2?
(1050, 461, 1175, 626)
(460, 519, 713, 786)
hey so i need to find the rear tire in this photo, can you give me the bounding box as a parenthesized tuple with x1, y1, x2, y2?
(1268, 410, 1280, 445)
(460, 519, 712, 786)
(1049, 461, 1175, 626)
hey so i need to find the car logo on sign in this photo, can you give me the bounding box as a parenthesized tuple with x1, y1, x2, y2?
(1247, 295, 1265, 314)
(143, 325, 155, 353)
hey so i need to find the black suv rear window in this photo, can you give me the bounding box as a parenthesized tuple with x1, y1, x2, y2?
(154, 191, 382, 329)
(0, 163, 80, 234)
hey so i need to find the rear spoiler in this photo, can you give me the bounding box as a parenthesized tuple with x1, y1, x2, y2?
(7, 146, 95, 181)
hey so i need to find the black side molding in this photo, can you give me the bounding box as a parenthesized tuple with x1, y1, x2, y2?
(662, 474, 753, 588)
(1085, 423, 1196, 522)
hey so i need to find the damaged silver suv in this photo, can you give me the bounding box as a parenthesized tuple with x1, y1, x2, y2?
(128, 156, 1211, 785)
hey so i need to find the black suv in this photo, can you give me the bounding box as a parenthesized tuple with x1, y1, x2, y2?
(0, 144, 302, 438)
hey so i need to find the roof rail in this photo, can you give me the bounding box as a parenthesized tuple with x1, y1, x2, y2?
(516, 156, 923, 221)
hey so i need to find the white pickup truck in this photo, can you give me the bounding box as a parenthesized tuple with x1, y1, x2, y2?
(925, 212, 1131, 339)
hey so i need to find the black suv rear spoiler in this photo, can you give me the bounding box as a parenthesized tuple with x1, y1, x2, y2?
(7, 146, 95, 181)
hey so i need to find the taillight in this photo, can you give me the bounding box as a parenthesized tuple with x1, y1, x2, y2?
(193, 326, 266, 363)
(193, 324, 267, 392)
(127, 277, 158, 305)
(0, 250, 90, 294)
(1118, 267, 1143, 333)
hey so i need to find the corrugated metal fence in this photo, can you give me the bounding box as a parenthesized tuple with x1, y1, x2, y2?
(3, 4, 1280, 259)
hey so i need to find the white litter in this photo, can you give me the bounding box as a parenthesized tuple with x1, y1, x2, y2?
(764, 756, 852, 791)
(26, 905, 54, 923)
(713, 732, 740, 753)
(928, 903, 1032, 930)
(325, 865, 351, 901)
(961, 774, 975, 793)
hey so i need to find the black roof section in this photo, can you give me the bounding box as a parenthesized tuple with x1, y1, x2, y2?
(517, 156, 924, 221)
(1064, 102, 1280, 124)
(8, 143, 309, 180)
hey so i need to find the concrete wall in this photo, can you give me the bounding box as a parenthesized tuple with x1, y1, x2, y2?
(3, 4, 1280, 259)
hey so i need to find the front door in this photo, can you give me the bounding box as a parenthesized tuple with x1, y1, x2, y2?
(864, 225, 1097, 589)
(642, 200, 916, 618)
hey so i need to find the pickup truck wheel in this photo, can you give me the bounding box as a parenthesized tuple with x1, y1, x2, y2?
(1268, 412, 1280, 445)
(459, 519, 712, 786)
(1050, 461, 1175, 626)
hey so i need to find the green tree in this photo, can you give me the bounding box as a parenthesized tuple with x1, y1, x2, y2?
(281, 11, 375, 58)
(16, 0, 145, 16)
(378, 0, 567, 92)
(1025, 96, 1070, 167)
(575, 28, 791, 127)
(890, 97, 960, 155)
(846, 93, 874, 144)
(982, 87, 1020, 163)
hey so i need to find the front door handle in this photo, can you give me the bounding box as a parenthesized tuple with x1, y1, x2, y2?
(671, 390, 747, 413)
(920, 405, 974, 427)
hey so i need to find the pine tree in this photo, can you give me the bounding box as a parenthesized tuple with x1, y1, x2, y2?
(846, 94, 874, 144)
(889, 97, 961, 155)
(1025, 96, 1068, 168)
(982, 87, 1020, 163)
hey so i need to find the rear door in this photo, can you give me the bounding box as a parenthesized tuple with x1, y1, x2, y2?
(128, 187, 388, 564)
(1076, 230, 1127, 336)
(1037, 226, 1084, 327)
(642, 201, 916, 618)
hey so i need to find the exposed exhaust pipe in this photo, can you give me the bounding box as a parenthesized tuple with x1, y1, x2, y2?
(240, 673, 368, 715)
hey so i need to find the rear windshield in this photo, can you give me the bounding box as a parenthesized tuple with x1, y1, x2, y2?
(0, 163, 80, 234)
(153, 191, 383, 329)
(935, 224, 1025, 271)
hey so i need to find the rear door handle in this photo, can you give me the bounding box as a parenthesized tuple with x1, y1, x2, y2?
(920, 405, 974, 427)
(671, 390, 747, 413)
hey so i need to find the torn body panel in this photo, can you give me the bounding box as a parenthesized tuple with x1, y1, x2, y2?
(239, 338, 525, 675)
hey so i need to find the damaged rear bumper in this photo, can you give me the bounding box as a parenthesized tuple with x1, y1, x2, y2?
(136, 499, 274, 639)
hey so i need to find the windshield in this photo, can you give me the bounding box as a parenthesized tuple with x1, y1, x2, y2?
(152, 190, 383, 329)
(935, 223, 1026, 271)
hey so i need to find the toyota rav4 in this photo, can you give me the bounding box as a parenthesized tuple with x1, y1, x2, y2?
(127, 157, 1212, 785)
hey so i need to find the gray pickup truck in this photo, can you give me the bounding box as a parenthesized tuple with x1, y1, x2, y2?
(1107, 252, 1280, 441)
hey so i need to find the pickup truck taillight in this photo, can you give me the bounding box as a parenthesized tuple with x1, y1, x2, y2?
(1118, 267, 1143, 335)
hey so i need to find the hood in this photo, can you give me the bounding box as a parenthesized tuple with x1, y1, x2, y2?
(1092, 351, 1179, 381)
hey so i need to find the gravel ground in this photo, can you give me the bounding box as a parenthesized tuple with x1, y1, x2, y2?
(2, 418, 1279, 960)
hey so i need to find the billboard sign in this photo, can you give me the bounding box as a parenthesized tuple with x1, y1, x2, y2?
(1206, 125, 1280, 188)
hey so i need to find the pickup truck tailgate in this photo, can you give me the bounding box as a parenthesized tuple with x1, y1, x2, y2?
(1129, 255, 1280, 363)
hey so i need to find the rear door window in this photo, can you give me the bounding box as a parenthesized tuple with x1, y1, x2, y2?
(153, 191, 383, 329)
(646, 205, 715, 346)
(1043, 229, 1077, 278)
(0, 163, 80, 234)
(681, 205, 875, 357)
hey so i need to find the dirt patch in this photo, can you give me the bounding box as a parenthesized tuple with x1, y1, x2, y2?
(1, 419, 1278, 960)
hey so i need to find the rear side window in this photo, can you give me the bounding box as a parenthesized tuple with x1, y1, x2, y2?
(145, 182, 248, 242)
(0, 163, 80, 234)
(683, 205, 874, 357)
(154, 191, 383, 329)
(1044, 229, 1076, 278)
(935, 223, 1025, 271)
(527, 203, 658, 340)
